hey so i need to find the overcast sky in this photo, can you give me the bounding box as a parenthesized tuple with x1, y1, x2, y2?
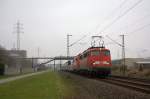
(0, 0, 150, 59)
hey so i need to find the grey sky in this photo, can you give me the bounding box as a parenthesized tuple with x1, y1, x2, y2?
(0, 0, 150, 59)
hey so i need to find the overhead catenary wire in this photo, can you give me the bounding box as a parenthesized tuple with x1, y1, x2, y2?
(59, 0, 145, 57)
(69, 35, 87, 47)
(95, 0, 148, 61)
(102, 22, 149, 46)
(92, 0, 144, 45)
(94, 0, 128, 33)
(116, 13, 150, 32)
(97, 0, 144, 35)
(105, 22, 150, 45)
(106, 32, 150, 58)
(129, 23, 150, 35)
(105, 36, 140, 56)
(106, 35, 123, 47)
(69, 0, 129, 47)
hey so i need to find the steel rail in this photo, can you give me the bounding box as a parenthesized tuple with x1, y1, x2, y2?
(63, 71, 150, 94)
(97, 76, 150, 94)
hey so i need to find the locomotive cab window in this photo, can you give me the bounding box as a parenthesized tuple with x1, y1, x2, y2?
(83, 52, 89, 58)
(91, 50, 100, 56)
(79, 55, 83, 59)
(103, 50, 110, 56)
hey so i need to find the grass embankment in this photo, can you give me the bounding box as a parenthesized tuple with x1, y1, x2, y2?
(0, 71, 74, 99)
(0, 75, 13, 79)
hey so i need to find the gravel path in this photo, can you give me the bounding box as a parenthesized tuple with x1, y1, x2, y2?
(60, 72, 150, 99)
(0, 70, 48, 84)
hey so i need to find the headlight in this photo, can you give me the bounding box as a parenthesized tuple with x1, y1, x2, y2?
(93, 61, 100, 65)
(103, 61, 110, 64)
(93, 61, 110, 65)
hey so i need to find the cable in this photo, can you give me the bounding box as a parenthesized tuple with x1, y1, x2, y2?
(94, 0, 128, 33)
(97, 0, 143, 35)
(105, 36, 139, 58)
(69, 35, 87, 47)
(93, 0, 144, 44)
(69, 0, 129, 47)
(116, 13, 150, 32)
(129, 23, 150, 35)
(106, 35, 123, 47)
(104, 22, 150, 46)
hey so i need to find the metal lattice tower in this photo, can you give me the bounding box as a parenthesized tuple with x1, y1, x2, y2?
(67, 34, 72, 57)
(14, 21, 23, 50)
(120, 34, 126, 75)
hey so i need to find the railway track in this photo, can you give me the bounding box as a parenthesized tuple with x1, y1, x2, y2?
(97, 76, 150, 94)
(67, 71, 150, 94)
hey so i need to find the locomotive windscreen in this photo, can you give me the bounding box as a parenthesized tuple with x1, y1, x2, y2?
(102, 50, 110, 56)
(91, 50, 100, 56)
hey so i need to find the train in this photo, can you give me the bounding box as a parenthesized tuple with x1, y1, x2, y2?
(62, 36, 112, 77)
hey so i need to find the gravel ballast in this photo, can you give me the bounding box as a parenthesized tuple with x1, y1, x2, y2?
(60, 72, 150, 99)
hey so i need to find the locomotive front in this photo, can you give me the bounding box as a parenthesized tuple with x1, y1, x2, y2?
(88, 47, 112, 75)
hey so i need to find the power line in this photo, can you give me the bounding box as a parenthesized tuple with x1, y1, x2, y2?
(69, 35, 87, 47)
(67, 0, 143, 51)
(116, 13, 150, 32)
(69, 0, 129, 48)
(95, 0, 128, 33)
(129, 23, 150, 35)
(97, 0, 143, 35)
(95, 0, 143, 44)
(71, 0, 143, 48)
(105, 35, 144, 58)
(106, 35, 122, 47)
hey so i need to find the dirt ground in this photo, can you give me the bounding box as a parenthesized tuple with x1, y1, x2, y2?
(59, 72, 150, 99)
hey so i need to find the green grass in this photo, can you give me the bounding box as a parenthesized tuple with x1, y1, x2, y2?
(0, 71, 73, 99)
(0, 74, 24, 79)
(0, 75, 11, 79)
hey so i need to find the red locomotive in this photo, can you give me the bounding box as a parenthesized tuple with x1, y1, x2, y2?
(71, 36, 112, 76)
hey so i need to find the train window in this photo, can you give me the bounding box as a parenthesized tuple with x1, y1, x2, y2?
(91, 50, 100, 56)
(87, 52, 90, 56)
(68, 61, 71, 65)
(75, 58, 78, 61)
(79, 55, 83, 59)
(83, 53, 86, 58)
(104, 50, 110, 56)
(83, 52, 89, 58)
